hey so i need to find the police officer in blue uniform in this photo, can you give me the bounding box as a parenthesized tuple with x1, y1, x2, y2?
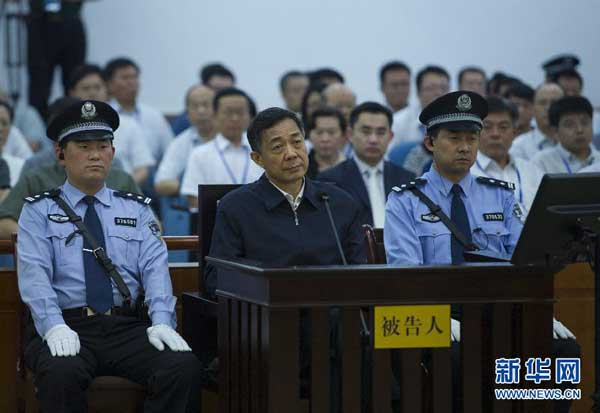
(384, 91, 579, 413)
(17, 100, 201, 412)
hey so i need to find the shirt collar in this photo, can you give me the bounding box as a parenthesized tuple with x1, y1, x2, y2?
(477, 151, 515, 170)
(61, 180, 111, 207)
(352, 156, 384, 176)
(214, 133, 251, 152)
(109, 98, 139, 117)
(258, 174, 320, 211)
(269, 177, 305, 211)
(428, 164, 472, 198)
(557, 143, 598, 164)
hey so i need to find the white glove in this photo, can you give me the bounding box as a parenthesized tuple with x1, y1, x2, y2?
(451, 319, 461, 342)
(553, 318, 576, 340)
(147, 324, 192, 352)
(44, 324, 80, 357)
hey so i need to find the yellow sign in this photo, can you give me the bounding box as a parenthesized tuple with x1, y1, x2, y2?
(374, 305, 451, 349)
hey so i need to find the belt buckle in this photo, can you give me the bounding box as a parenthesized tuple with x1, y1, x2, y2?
(84, 307, 112, 316)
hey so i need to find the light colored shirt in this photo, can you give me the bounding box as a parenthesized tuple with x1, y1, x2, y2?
(109, 99, 174, 162)
(353, 156, 386, 227)
(5, 126, 33, 160)
(155, 126, 206, 184)
(113, 116, 155, 174)
(270, 178, 305, 211)
(13, 98, 46, 147)
(532, 143, 600, 175)
(389, 102, 424, 153)
(17, 180, 176, 337)
(509, 128, 556, 161)
(384, 167, 522, 265)
(1, 153, 25, 186)
(470, 151, 543, 215)
(579, 162, 600, 173)
(180, 133, 263, 196)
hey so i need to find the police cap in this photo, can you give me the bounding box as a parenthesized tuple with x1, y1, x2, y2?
(46, 100, 119, 143)
(542, 54, 580, 77)
(419, 91, 488, 132)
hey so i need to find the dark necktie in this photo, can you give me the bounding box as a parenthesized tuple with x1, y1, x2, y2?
(450, 184, 472, 265)
(83, 195, 113, 313)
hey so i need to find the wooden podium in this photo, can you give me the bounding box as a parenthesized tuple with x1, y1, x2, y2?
(189, 258, 556, 413)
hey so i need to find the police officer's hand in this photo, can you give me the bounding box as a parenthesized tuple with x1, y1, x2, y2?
(43, 324, 80, 357)
(553, 318, 576, 340)
(146, 324, 192, 352)
(451, 319, 461, 342)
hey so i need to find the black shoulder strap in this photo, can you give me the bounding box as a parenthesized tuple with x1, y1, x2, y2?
(407, 186, 478, 251)
(50, 192, 133, 306)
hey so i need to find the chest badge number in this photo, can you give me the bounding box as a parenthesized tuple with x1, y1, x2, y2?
(48, 214, 70, 223)
(421, 213, 440, 223)
(483, 213, 504, 222)
(115, 217, 137, 227)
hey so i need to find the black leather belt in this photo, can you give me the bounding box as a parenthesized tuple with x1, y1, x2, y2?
(62, 306, 135, 318)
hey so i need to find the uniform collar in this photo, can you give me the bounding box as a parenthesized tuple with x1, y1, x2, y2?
(428, 164, 472, 198)
(352, 156, 384, 176)
(258, 174, 320, 211)
(62, 180, 111, 207)
(214, 133, 251, 152)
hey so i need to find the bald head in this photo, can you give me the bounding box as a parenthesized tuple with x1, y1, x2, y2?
(534, 82, 564, 131)
(186, 84, 216, 135)
(323, 83, 356, 122)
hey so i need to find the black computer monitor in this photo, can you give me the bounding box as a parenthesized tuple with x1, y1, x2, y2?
(510, 172, 600, 266)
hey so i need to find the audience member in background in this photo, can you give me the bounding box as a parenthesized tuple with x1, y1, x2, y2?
(470, 97, 543, 215)
(279, 71, 309, 115)
(170, 63, 237, 135)
(533, 96, 598, 174)
(318, 102, 414, 227)
(323, 83, 356, 124)
(0, 97, 140, 239)
(0, 102, 25, 187)
(510, 83, 564, 160)
(69, 63, 154, 184)
(505, 82, 535, 136)
(390, 65, 450, 149)
(488, 72, 520, 98)
(305, 107, 347, 179)
(0, 159, 9, 202)
(155, 85, 216, 196)
(4, 122, 33, 161)
(105, 57, 174, 163)
(542, 54, 583, 96)
(300, 82, 327, 127)
(308, 67, 345, 86)
(180, 88, 263, 208)
(458, 66, 486, 97)
(379, 61, 411, 113)
(0, 88, 46, 153)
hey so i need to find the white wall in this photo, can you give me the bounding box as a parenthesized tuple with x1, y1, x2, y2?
(4, 0, 600, 113)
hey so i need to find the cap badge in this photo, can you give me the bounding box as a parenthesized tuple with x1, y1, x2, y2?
(456, 94, 472, 111)
(81, 102, 97, 120)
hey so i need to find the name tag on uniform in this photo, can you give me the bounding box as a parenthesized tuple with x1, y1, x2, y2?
(114, 217, 137, 227)
(421, 213, 440, 223)
(48, 214, 70, 223)
(483, 213, 504, 222)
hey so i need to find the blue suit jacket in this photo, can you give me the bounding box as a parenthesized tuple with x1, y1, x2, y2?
(317, 158, 415, 227)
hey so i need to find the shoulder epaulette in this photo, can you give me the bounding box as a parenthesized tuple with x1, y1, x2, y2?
(476, 176, 515, 191)
(114, 190, 153, 205)
(391, 178, 427, 193)
(24, 188, 61, 203)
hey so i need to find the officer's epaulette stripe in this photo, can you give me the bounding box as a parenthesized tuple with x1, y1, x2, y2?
(114, 190, 153, 205)
(391, 178, 427, 193)
(23, 188, 61, 203)
(476, 176, 515, 191)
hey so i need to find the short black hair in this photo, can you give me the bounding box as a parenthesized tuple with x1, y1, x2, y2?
(485, 96, 519, 124)
(307, 107, 347, 133)
(213, 87, 250, 113)
(0, 100, 14, 122)
(349, 101, 393, 129)
(505, 82, 535, 102)
(247, 107, 305, 152)
(549, 95, 593, 127)
(309, 68, 345, 85)
(300, 82, 328, 124)
(103, 57, 140, 81)
(458, 66, 486, 86)
(416, 65, 450, 93)
(200, 63, 235, 85)
(379, 61, 411, 84)
(279, 70, 306, 92)
(68, 63, 103, 91)
(488, 72, 520, 97)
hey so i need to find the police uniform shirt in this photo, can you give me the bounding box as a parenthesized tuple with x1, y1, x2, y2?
(204, 174, 366, 295)
(388, 102, 424, 152)
(109, 99, 174, 162)
(17, 180, 176, 337)
(180, 133, 263, 197)
(155, 126, 207, 184)
(112, 115, 156, 174)
(532, 143, 600, 174)
(509, 128, 556, 161)
(471, 151, 543, 215)
(384, 166, 523, 265)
